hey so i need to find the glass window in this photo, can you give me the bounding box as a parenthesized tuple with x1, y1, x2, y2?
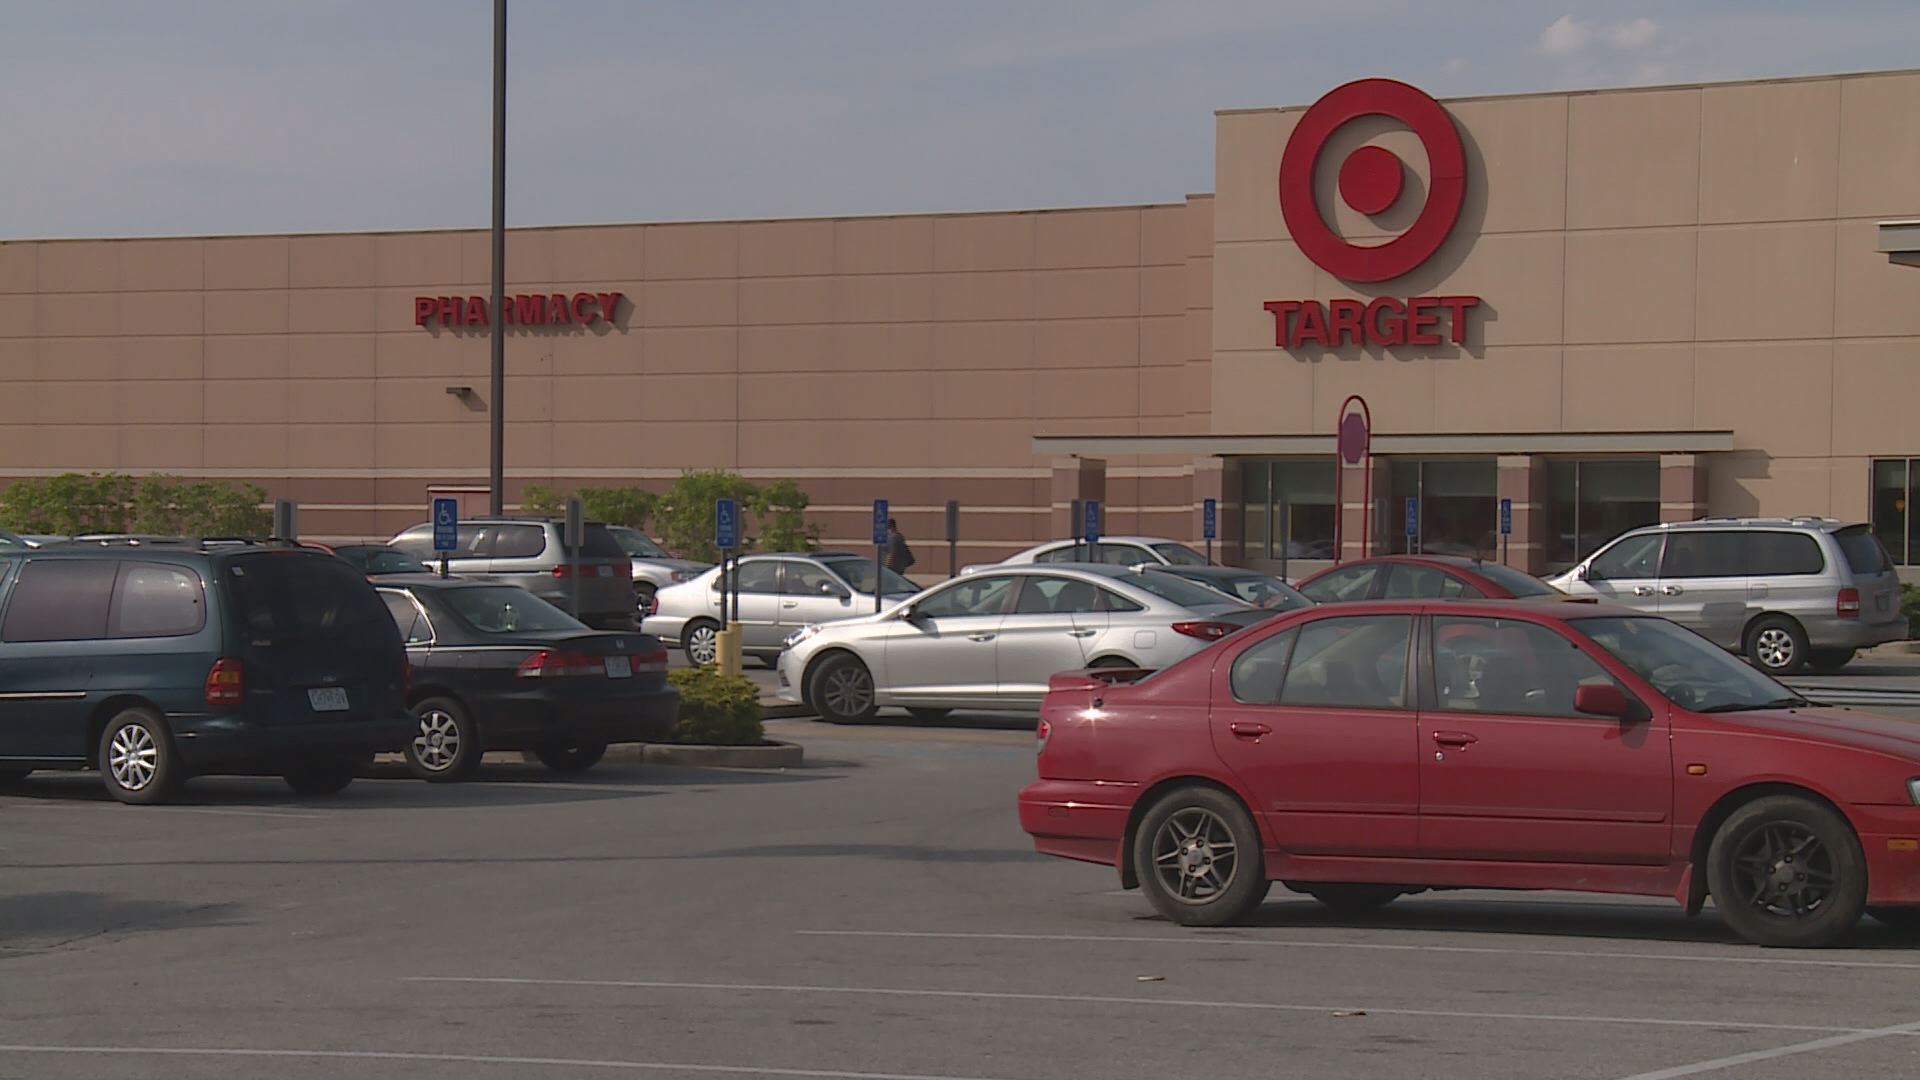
(1871, 460, 1912, 565)
(1151, 543, 1210, 567)
(781, 561, 842, 596)
(1240, 459, 1338, 562)
(1386, 460, 1496, 559)
(110, 562, 206, 638)
(733, 561, 780, 594)
(1217, 574, 1308, 610)
(1575, 615, 1803, 713)
(1747, 532, 1825, 577)
(490, 524, 548, 559)
(1015, 575, 1102, 614)
(1382, 563, 1459, 599)
(443, 586, 582, 634)
(1113, 570, 1239, 609)
(1034, 544, 1079, 564)
(1432, 616, 1620, 718)
(916, 575, 1016, 618)
(1276, 615, 1412, 710)
(3, 560, 117, 642)
(609, 527, 668, 559)
(1097, 543, 1151, 566)
(1098, 589, 1145, 613)
(390, 526, 435, 560)
(223, 554, 393, 645)
(1660, 531, 1747, 579)
(820, 557, 915, 596)
(379, 591, 432, 644)
(1544, 459, 1661, 568)
(566, 524, 628, 559)
(1590, 532, 1663, 580)
(1836, 525, 1892, 575)
(1298, 564, 1379, 603)
(1230, 627, 1297, 704)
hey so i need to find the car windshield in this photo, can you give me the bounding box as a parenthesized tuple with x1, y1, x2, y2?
(820, 557, 916, 595)
(610, 527, 669, 559)
(1151, 542, 1211, 566)
(1468, 562, 1561, 597)
(348, 548, 426, 574)
(442, 586, 584, 634)
(1122, 570, 1248, 610)
(1574, 616, 1807, 713)
(1222, 574, 1311, 610)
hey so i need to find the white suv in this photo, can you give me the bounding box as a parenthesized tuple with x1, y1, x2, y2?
(1548, 518, 1904, 674)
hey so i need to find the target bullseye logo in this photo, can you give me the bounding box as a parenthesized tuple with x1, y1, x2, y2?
(1278, 78, 1467, 283)
(1264, 78, 1480, 353)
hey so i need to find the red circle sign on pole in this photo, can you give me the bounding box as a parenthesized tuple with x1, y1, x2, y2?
(1337, 410, 1371, 466)
(1332, 395, 1373, 563)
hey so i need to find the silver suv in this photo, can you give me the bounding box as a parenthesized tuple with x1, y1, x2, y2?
(1547, 518, 1903, 674)
(389, 517, 636, 630)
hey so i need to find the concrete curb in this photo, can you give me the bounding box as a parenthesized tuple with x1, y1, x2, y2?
(605, 739, 804, 769)
(761, 701, 811, 720)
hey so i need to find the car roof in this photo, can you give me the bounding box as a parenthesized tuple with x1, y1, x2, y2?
(1146, 564, 1269, 580)
(372, 574, 499, 588)
(1036, 535, 1185, 548)
(1307, 553, 1493, 572)
(1287, 596, 1642, 620)
(1639, 517, 1858, 534)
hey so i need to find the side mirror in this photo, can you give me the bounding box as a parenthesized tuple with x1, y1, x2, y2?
(1575, 564, 1591, 581)
(1574, 683, 1641, 721)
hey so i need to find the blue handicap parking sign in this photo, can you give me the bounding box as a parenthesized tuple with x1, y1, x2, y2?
(872, 499, 890, 546)
(1203, 498, 1217, 540)
(715, 498, 739, 550)
(432, 497, 459, 553)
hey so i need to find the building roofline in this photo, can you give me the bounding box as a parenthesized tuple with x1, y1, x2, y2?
(1215, 65, 1920, 117)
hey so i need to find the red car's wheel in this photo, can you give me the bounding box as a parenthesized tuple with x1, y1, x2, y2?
(1132, 786, 1270, 927)
(1706, 794, 1866, 948)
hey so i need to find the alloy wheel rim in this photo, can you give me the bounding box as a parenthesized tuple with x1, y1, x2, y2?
(1756, 628, 1795, 669)
(1150, 807, 1239, 905)
(413, 710, 460, 771)
(1730, 821, 1837, 919)
(822, 665, 872, 717)
(108, 723, 158, 791)
(689, 626, 718, 665)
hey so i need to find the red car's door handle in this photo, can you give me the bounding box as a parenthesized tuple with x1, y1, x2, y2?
(1431, 731, 1478, 747)
(1229, 722, 1272, 739)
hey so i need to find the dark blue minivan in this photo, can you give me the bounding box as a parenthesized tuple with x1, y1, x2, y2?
(0, 540, 414, 803)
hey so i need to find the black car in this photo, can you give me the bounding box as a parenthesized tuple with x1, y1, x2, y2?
(374, 577, 678, 781)
(329, 543, 430, 576)
(0, 539, 413, 803)
(1137, 563, 1315, 612)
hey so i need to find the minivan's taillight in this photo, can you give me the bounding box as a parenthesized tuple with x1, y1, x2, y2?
(515, 650, 604, 678)
(1838, 588, 1862, 618)
(552, 565, 573, 579)
(1172, 621, 1238, 642)
(205, 658, 245, 707)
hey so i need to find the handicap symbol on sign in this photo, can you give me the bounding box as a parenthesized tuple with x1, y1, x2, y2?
(436, 505, 455, 526)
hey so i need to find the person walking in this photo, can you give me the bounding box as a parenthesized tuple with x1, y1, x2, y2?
(885, 518, 916, 576)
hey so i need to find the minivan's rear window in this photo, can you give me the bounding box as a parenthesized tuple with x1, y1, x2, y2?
(1836, 525, 1893, 575)
(566, 524, 627, 559)
(225, 554, 391, 644)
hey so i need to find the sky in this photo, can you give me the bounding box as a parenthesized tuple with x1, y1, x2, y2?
(3, 0, 1918, 239)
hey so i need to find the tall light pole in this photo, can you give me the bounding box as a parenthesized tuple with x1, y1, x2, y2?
(488, 0, 507, 515)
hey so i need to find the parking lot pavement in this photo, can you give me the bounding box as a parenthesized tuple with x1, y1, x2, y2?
(4, 724, 1919, 1080)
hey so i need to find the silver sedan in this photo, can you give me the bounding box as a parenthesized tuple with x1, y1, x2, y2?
(777, 563, 1269, 723)
(650, 552, 919, 666)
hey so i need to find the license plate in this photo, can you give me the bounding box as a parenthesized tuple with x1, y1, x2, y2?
(604, 656, 632, 679)
(307, 687, 350, 712)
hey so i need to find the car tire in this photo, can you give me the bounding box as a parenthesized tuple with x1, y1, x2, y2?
(906, 708, 952, 723)
(809, 653, 878, 724)
(1867, 906, 1920, 935)
(683, 619, 721, 667)
(1705, 794, 1867, 948)
(1133, 786, 1270, 927)
(1807, 648, 1856, 674)
(99, 707, 183, 805)
(282, 764, 357, 796)
(533, 741, 608, 773)
(1744, 616, 1809, 676)
(1298, 883, 1404, 913)
(404, 696, 483, 782)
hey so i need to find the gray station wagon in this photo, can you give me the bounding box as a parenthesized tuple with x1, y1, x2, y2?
(390, 517, 636, 630)
(1548, 518, 1904, 674)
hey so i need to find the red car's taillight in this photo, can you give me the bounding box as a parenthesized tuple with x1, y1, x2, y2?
(205, 658, 244, 706)
(633, 644, 669, 675)
(1036, 718, 1051, 753)
(515, 650, 604, 678)
(1837, 588, 1861, 618)
(1172, 621, 1238, 642)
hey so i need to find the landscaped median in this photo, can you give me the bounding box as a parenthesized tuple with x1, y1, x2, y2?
(599, 665, 803, 769)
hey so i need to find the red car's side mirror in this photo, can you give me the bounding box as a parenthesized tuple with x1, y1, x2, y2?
(1574, 682, 1641, 721)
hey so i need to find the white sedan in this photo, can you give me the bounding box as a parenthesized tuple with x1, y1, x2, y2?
(777, 564, 1273, 723)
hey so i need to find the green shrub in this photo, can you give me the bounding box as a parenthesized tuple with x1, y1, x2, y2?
(523, 472, 819, 561)
(0, 472, 268, 537)
(667, 666, 765, 746)
(520, 483, 565, 517)
(578, 486, 659, 531)
(1901, 582, 1920, 639)
(654, 470, 766, 562)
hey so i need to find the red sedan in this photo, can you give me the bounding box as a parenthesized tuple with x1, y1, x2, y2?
(1018, 599, 1920, 947)
(1296, 554, 1561, 602)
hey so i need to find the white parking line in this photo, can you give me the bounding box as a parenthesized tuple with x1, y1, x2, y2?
(402, 976, 1879, 1035)
(165, 807, 330, 820)
(1611, 1019, 1920, 1079)
(794, 928, 1920, 972)
(0, 1045, 1024, 1080)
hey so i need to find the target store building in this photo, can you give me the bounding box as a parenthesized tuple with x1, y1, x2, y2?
(2, 68, 1919, 573)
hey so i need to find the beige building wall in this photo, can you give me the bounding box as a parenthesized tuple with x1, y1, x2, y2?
(0, 202, 1209, 556)
(1210, 69, 1920, 524)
